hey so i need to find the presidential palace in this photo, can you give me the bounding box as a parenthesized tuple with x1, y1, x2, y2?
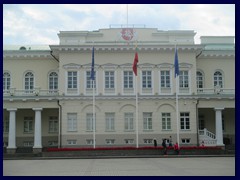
(3, 26, 235, 153)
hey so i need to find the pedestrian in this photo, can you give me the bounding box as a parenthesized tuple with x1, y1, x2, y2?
(169, 136, 172, 147)
(174, 142, 180, 155)
(162, 139, 167, 155)
(153, 138, 157, 148)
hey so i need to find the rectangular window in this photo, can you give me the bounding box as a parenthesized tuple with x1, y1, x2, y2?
(106, 139, 115, 145)
(86, 113, 96, 131)
(86, 139, 94, 145)
(124, 113, 134, 131)
(180, 112, 190, 130)
(86, 71, 96, 89)
(181, 138, 190, 144)
(162, 113, 171, 130)
(143, 112, 152, 130)
(125, 139, 134, 144)
(105, 113, 115, 131)
(23, 141, 33, 147)
(123, 71, 133, 89)
(179, 71, 189, 88)
(142, 71, 152, 88)
(24, 117, 33, 133)
(144, 139, 153, 144)
(48, 141, 58, 147)
(105, 71, 115, 89)
(67, 71, 77, 89)
(196, 72, 203, 89)
(67, 140, 77, 145)
(67, 113, 77, 132)
(198, 115, 205, 130)
(160, 71, 170, 88)
(49, 116, 58, 133)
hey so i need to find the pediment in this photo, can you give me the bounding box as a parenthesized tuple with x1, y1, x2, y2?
(63, 63, 81, 69)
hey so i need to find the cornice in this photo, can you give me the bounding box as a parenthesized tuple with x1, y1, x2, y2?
(3, 94, 235, 102)
(50, 44, 204, 52)
(3, 50, 52, 59)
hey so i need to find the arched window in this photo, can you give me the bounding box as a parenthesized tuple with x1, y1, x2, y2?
(49, 72, 58, 91)
(24, 72, 34, 92)
(3, 72, 11, 91)
(196, 71, 204, 89)
(214, 71, 223, 88)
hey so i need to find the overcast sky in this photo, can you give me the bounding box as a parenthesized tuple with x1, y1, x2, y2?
(3, 4, 235, 45)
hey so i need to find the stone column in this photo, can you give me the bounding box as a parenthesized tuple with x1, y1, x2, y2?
(215, 108, 224, 146)
(33, 108, 43, 152)
(7, 108, 17, 154)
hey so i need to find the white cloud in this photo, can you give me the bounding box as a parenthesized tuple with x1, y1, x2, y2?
(3, 4, 235, 45)
(20, 5, 50, 22)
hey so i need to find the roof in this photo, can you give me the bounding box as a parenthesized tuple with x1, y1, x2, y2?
(3, 45, 51, 51)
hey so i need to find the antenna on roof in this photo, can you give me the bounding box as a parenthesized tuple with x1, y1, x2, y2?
(127, 4, 128, 28)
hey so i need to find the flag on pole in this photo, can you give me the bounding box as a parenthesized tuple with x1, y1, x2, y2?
(90, 47, 95, 80)
(174, 47, 179, 77)
(132, 46, 139, 148)
(174, 45, 180, 147)
(132, 48, 138, 76)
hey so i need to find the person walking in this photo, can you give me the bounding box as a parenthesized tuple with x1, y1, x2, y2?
(174, 142, 180, 155)
(153, 138, 157, 148)
(162, 139, 167, 155)
(169, 136, 173, 147)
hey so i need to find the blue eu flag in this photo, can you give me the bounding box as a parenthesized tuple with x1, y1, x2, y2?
(90, 47, 95, 80)
(174, 47, 179, 78)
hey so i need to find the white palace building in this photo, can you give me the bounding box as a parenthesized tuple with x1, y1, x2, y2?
(3, 27, 235, 153)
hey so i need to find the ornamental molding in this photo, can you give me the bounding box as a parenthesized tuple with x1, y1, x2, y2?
(82, 63, 100, 70)
(63, 63, 81, 70)
(49, 45, 203, 53)
(101, 63, 119, 69)
(157, 63, 174, 69)
(138, 63, 155, 69)
(179, 63, 193, 69)
(3, 51, 52, 59)
(119, 63, 132, 69)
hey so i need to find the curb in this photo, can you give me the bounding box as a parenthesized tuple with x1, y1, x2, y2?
(3, 154, 235, 160)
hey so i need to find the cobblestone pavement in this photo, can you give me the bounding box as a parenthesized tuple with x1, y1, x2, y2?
(3, 157, 235, 176)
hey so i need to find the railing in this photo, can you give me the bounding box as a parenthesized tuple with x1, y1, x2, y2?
(109, 24, 146, 28)
(199, 128, 216, 139)
(3, 88, 59, 97)
(199, 139, 217, 146)
(197, 88, 235, 95)
(4, 87, 235, 97)
(199, 128, 217, 146)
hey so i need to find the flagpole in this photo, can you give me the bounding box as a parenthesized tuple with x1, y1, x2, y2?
(176, 75, 180, 148)
(135, 74, 139, 148)
(92, 79, 96, 149)
(134, 42, 139, 148)
(91, 45, 96, 149)
(175, 44, 180, 148)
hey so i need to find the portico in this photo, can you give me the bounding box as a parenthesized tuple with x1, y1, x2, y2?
(3, 106, 59, 153)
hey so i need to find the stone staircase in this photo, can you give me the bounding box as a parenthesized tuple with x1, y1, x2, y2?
(199, 128, 217, 146)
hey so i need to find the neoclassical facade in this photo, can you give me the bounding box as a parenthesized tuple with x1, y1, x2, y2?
(3, 27, 235, 153)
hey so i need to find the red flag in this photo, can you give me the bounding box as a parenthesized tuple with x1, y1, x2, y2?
(132, 50, 138, 76)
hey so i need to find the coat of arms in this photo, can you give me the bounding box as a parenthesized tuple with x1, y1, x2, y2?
(120, 28, 136, 41)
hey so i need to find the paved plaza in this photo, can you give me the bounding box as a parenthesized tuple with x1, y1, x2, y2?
(3, 157, 235, 176)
